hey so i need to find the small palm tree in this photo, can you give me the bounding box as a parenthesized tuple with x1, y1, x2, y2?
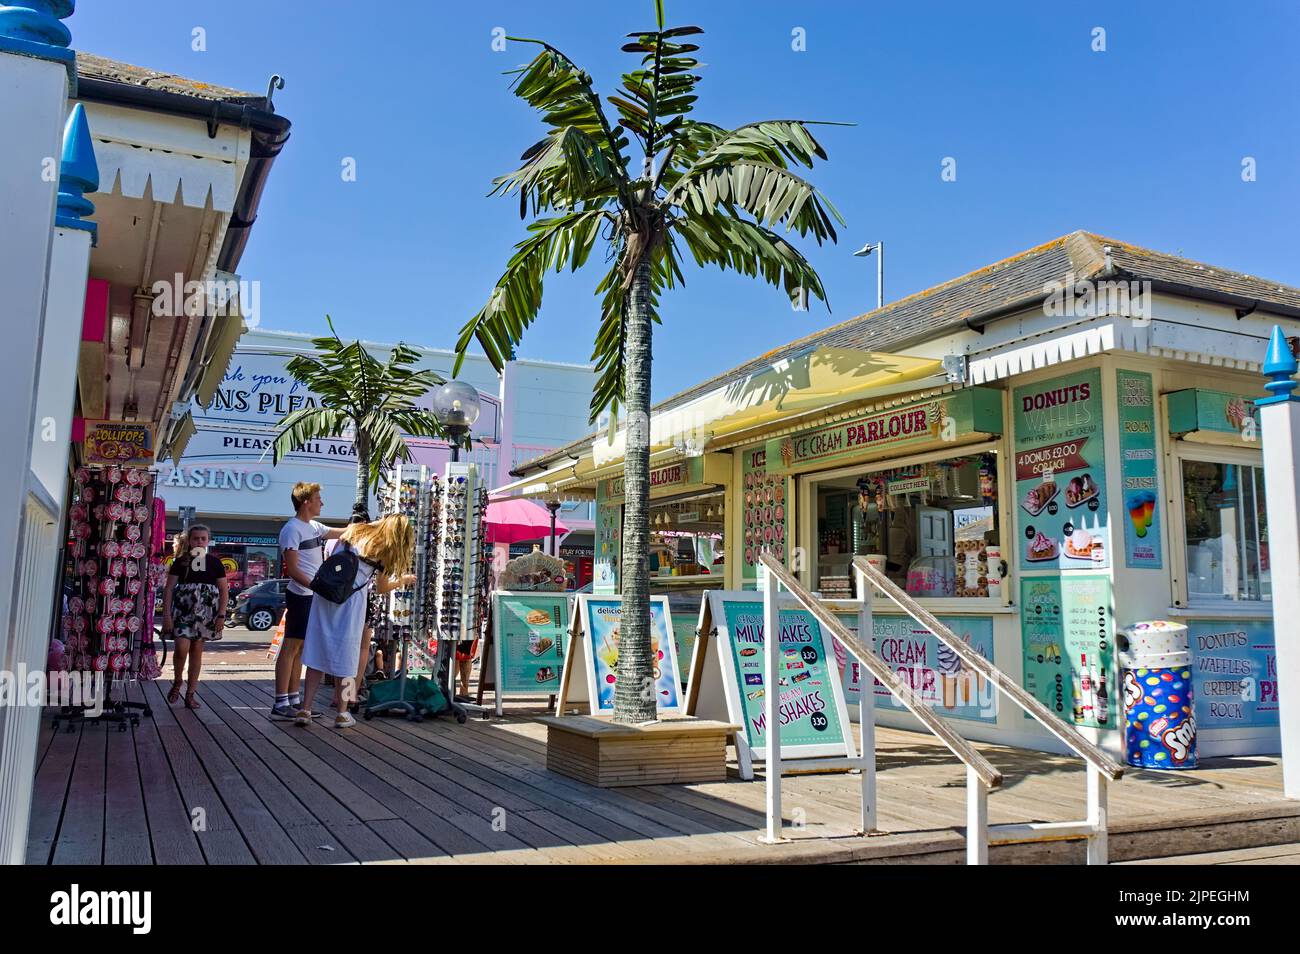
(455, 3, 841, 724)
(272, 317, 447, 515)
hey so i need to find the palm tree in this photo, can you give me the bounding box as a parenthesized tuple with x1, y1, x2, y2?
(455, 2, 841, 724)
(272, 317, 447, 515)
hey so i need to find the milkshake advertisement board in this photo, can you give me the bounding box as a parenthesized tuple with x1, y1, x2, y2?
(1117, 370, 1163, 569)
(1187, 619, 1279, 729)
(492, 593, 568, 695)
(831, 614, 997, 723)
(710, 596, 853, 759)
(1020, 574, 1115, 728)
(579, 596, 682, 715)
(1013, 369, 1110, 570)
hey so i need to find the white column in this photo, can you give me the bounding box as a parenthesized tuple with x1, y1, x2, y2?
(0, 32, 71, 662)
(1256, 326, 1300, 799)
(0, 6, 77, 866)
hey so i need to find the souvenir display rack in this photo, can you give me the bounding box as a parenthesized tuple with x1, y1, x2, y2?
(369, 462, 440, 720)
(432, 462, 490, 720)
(54, 465, 166, 730)
(368, 461, 488, 723)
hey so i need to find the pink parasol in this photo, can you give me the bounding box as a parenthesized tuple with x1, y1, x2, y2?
(485, 498, 570, 545)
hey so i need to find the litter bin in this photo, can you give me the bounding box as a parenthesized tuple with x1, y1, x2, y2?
(1117, 620, 1198, 769)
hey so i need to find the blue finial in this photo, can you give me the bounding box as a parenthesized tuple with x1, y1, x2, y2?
(55, 102, 97, 241)
(0, 2, 76, 70)
(1256, 325, 1300, 406)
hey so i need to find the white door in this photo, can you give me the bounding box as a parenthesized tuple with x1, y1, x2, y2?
(918, 507, 952, 557)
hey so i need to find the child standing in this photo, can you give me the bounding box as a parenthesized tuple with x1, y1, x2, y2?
(161, 524, 228, 709)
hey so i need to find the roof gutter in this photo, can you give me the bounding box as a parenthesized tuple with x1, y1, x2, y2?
(74, 76, 292, 272)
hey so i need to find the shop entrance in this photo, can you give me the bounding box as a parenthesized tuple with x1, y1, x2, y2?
(806, 446, 1003, 602)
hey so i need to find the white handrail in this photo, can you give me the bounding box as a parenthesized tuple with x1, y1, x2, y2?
(760, 555, 1001, 788)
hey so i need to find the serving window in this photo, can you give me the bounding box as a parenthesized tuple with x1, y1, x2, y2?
(809, 448, 1003, 601)
(1178, 451, 1270, 605)
(647, 489, 725, 583)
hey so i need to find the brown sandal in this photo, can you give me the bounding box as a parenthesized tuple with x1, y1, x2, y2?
(167, 681, 183, 704)
(184, 691, 201, 710)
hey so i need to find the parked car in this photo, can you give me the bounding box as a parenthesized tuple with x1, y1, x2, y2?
(229, 578, 289, 631)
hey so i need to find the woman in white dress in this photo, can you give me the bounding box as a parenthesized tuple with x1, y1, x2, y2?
(297, 515, 415, 728)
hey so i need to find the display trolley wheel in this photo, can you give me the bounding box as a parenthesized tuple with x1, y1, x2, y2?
(363, 709, 374, 721)
(455, 711, 468, 725)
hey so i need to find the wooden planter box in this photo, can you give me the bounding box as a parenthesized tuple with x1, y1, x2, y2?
(540, 715, 738, 787)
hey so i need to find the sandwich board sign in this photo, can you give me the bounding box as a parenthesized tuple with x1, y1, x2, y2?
(486, 592, 569, 716)
(687, 591, 855, 779)
(557, 594, 684, 717)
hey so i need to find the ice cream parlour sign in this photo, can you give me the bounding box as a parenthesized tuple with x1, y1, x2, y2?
(603, 454, 725, 504)
(765, 386, 1003, 475)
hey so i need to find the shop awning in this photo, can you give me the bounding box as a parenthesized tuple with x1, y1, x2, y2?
(592, 345, 944, 466)
(491, 457, 591, 500)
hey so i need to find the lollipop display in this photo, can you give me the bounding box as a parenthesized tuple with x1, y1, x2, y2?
(57, 464, 165, 699)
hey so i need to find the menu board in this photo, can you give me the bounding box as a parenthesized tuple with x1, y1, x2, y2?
(1020, 574, 1115, 728)
(741, 446, 787, 585)
(1117, 370, 1163, 569)
(1013, 369, 1110, 570)
(670, 612, 699, 686)
(593, 483, 621, 594)
(1187, 619, 1279, 729)
(713, 598, 851, 755)
(577, 596, 682, 714)
(831, 614, 997, 723)
(492, 592, 568, 695)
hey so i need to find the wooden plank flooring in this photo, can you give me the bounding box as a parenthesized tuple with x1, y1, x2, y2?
(25, 673, 1298, 865)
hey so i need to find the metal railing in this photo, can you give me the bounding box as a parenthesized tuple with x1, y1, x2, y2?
(850, 557, 1122, 863)
(758, 553, 1001, 862)
(756, 551, 1124, 864)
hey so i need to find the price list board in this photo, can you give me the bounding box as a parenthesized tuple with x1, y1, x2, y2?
(1020, 573, 1115, 729)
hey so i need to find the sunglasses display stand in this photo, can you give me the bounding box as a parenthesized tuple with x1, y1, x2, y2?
(434, 462, 491, 722)
(371, 462, 445, 720)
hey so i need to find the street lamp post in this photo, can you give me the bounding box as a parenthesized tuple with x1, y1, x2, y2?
(544, 496, 562, 557)
(432, 380, 482, 463)
(854, 241, 885, 310)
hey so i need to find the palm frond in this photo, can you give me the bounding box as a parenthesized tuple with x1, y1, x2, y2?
(454, 209, 612, 376)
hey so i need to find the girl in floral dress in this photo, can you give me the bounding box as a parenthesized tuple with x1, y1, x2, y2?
(161, 524, 228, 709)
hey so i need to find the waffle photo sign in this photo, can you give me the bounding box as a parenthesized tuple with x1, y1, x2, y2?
(558, 594, 684, 717)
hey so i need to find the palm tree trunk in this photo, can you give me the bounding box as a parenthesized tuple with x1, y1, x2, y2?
(613, 257, 657, 724)
(353, 428, 371, 517)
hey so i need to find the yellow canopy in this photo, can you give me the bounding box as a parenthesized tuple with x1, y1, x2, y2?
(592, 345, 944, 466)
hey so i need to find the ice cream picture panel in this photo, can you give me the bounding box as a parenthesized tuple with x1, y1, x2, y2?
(830, 613, 997, 723)
(1013, 368, 1110, 570)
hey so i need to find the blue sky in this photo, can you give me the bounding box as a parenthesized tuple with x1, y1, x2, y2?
(72, 1, 1300, 405)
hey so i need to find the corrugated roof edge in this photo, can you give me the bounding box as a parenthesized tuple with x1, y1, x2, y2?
(507, 229, 1300, 478)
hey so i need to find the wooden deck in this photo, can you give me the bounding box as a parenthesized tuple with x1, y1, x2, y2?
(26, 673, 1300, 865)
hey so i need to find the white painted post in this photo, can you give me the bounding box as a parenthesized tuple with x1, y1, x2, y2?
(1086, 764, 1109, 865)
(1256, 326, 1300, 799)
(854, 561, 876, 833)
(761, 561, 783, 842)
(0, 1, 78, 868)
(966, 765, 988, 865)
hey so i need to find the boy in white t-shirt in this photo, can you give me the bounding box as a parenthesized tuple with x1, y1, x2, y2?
(272, 482, 344, 719)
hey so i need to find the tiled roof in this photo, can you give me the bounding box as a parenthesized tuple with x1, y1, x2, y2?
(77, 52, 266, 104)
(512, 230, 1300, 476)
